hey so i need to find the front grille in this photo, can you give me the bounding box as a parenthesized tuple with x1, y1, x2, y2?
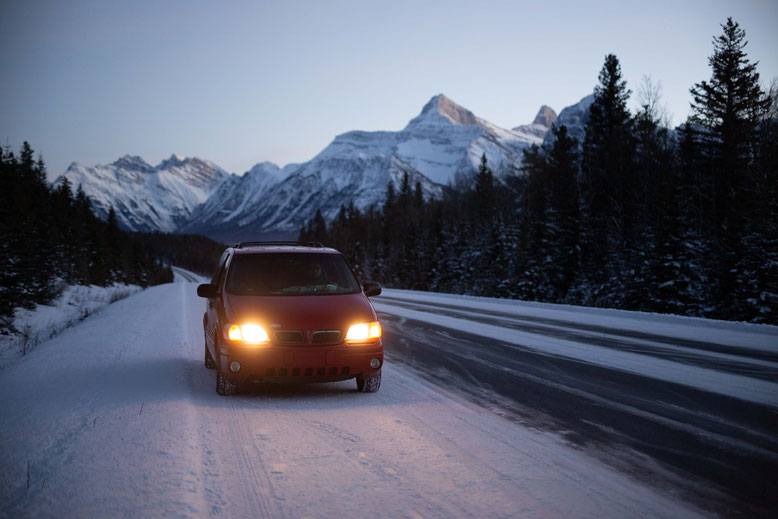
(312, 330, 341, 343)
(252, 366, 353, 379)
(275, 331, 304, 343)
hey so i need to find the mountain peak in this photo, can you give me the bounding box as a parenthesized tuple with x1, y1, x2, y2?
(245, 161, 281, 177)
(532, 105, 557, 127)
(420, 94, 479, 126)
(112, 155, 153, 172)
(542, 94, 595, 148)
(157, 153, 193, 170)
(510, 105, 558, 141)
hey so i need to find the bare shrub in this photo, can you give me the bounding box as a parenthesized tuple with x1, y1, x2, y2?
(19, 324, 39, 356)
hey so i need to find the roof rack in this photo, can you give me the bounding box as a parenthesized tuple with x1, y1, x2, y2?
(233, 241, 324, 249)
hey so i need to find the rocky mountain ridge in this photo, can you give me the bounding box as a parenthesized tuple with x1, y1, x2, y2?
(56, 154, 230, 232)
(56, 94, 594, 242)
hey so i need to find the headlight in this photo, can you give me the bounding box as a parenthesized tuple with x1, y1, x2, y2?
(346, 321, 381, 342)
(226, 324, 269, 344)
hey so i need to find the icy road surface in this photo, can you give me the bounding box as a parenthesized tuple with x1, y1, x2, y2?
(373, 289, 778, 518)
(0, 278, 705, 518)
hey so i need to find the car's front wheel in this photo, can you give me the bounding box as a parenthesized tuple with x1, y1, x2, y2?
(204, 336, 217, 370)
(216, 368, 238, 395)
(215, 342, 238, 396)
(356, 371, 381, 393)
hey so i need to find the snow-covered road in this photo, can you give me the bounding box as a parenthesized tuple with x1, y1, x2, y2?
(0, 279, 706, 518)
(372, 289, 778, 517)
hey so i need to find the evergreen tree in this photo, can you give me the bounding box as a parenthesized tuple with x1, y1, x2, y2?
(398, 172, 412, 213)
(381, 181, 397, 275)
(474, 153, 494, 222)
(690, 17, 770, 232)
(34, 155, 48, 186)
(516, 145, 553, 300)
(633, 109, 709, 314)
(690, 18, 771, 318)
(106, 205, 121, 276)
(545, 125, 581, 299)
(745, 83, 778, 321)
(311, 209, 327, 243)
(580, 54, 636, 303)
(19, 141, 34, 171)
(582, 54, 635, 244)
(413, 181, 423, 210)
(0, 142, 174, 329)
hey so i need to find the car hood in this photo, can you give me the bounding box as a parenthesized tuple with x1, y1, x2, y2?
(223, 292, 377, 332)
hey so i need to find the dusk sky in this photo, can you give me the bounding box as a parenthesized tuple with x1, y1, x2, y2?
(1, 0, 776, 181)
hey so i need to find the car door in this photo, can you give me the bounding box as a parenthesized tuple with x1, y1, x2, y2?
(205, 251, 230, 357)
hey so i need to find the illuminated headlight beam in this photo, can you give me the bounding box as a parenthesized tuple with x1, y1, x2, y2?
(226, 324, 269, 344)
(346, 321, 381, 342)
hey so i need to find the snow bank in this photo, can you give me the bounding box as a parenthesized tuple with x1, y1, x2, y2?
(378, 288, 778, 351)
(373, 288, 778, 408)
(0, 283, 141, 367)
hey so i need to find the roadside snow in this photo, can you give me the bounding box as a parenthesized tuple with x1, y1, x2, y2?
(0, 283, 141, 367)
(0, 267, 203, 368)
(373, 290, 778, 408)
(377, 289, 778, 351)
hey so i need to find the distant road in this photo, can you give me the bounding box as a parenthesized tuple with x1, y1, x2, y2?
(171, 266, 204, 283)
(373, 289, 778, 518)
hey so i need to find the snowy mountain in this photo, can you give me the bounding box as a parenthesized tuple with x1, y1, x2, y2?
(512, 105, 558, 140)
(192, 152, 443, 242)
(182, 94, 548, 240)
(58, 94, 556, 241)
(396, 94, 545, 184)
(179, 161, 300, 240)
(542, 94, 595, 147)
(56, 154, 231, 232)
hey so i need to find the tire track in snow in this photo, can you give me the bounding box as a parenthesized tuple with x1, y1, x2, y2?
(375, 310, 778, 518)
(227, 399, 283, 518)
(242, 400, 453, 518)
(179, 278, 280, 517)
(236, 385, 535, 518)
(379, 371, 568, 512)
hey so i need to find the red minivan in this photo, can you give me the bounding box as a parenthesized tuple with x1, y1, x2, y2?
(197, 242, 383, 395)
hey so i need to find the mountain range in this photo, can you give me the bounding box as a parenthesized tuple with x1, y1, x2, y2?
(60, 154, 229, 232)
(55, 93, 593, 242)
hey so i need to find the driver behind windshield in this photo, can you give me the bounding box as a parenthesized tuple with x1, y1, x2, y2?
(308, 261, 325, 284)
(227, 253, 360, 295)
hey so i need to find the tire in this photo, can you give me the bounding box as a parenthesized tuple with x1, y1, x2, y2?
(216, 368, 238, 396)
(356, 371, 381, 393)
(204, 337, 217, 370)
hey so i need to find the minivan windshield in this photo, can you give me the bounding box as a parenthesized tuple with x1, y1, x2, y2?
(226, 253, 361, 296)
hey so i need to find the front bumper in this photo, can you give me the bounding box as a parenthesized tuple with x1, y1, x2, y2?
(218, 340, 383, 383)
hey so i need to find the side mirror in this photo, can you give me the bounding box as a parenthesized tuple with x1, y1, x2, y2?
(197, 283, 218, 298)
(363, 282, 382, 297)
